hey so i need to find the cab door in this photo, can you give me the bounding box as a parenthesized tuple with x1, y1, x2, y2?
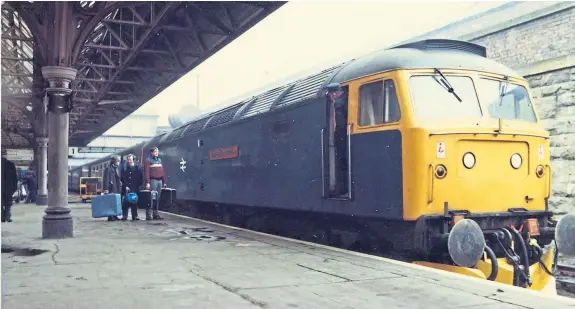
(323, 84, 351, 200)
(347, 73, 405, 219)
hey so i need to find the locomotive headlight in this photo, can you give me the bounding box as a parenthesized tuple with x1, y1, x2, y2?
(462, 152, 476, 169)
(435, 165, 447, 179)
(536, 165, 545, 178)
(510, 153, 522, 169)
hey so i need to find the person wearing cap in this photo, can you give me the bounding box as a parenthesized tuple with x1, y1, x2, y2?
(326, 82, 349, 197)
(2, 149, 18, 222)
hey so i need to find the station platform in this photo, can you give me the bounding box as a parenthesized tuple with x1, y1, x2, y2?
(2, 203, 575, 309)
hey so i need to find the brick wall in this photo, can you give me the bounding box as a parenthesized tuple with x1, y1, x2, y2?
(471, 7, 575, 68)
(470, 8, 575, 213)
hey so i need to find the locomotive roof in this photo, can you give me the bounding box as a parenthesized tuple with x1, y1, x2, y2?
(157, 39, 521, 143)
(331, 39, 521, 83)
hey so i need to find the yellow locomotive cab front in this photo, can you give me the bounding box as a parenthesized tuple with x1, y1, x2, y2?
(401, 69, 550, 220)
(398, 68, 569, 292)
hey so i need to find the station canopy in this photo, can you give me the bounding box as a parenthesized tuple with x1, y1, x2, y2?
(1, 1, 284, 148)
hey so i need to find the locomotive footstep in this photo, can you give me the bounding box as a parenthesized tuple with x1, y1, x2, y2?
(447, 219, 485, 268)
(556, 213, 575, 256)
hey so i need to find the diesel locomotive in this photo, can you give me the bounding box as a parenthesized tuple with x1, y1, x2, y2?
(71, 39, 575, 293)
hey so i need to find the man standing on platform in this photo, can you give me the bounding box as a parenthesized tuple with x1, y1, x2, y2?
(2, 149, 18, 223)
(143, 147, 166, 220)
(121, 154, 142, 221)
(103, 156, 122, 221)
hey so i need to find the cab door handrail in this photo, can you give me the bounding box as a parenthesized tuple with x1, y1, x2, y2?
(428, 164, 435, 204)
(321, 128, 326, 198)
(545, 164, 552, 199)
(347, 124, 353, 200)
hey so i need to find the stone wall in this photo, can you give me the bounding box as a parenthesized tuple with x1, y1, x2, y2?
(468, 7, 575, 213)
(527, 68, 575, 213)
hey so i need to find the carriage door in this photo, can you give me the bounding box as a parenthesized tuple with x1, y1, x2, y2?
(324, 84, 351, 200)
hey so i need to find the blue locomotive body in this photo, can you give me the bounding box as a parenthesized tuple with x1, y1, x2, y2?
(158, 80, 404, 220)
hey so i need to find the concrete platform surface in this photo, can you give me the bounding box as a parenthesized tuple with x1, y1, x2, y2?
(2, 204, 575, 309)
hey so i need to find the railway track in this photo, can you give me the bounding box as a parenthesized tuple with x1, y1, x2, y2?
(556, 264, 575, 297)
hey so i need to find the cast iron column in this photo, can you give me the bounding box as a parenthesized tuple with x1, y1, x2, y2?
(40, 1, 79, 238)
(36, 136, 48, 205)
(41, 66, 77, 238)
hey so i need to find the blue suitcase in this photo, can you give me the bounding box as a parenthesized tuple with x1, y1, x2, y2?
(91, 194, 122, 218)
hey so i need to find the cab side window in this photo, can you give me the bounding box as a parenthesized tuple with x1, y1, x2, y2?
(358, 79, 400, 126)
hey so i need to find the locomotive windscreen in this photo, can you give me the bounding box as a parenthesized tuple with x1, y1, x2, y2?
(476, 78, 537, 123)
(409, 75, 482, 120)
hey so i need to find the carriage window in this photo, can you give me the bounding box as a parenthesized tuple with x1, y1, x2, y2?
(358, 79, 400, 126)
(477, 78, 537, 123)
(409, 75, 482, 120)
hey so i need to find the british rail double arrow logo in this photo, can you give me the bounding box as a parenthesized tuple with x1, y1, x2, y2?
(180, 158, 186, 172)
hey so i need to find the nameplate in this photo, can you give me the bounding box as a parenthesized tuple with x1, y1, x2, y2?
(209, 145, 239, 161)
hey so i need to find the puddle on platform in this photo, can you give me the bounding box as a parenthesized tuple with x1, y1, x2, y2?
(165, 227, 226, 241)
(1, 246, 49, 256)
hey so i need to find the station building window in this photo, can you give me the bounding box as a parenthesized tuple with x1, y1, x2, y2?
(358, 79, 401, 126)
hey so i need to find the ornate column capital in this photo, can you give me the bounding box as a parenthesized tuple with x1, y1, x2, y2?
(36, 136, 48, 146)
(42, 66, 77, 114)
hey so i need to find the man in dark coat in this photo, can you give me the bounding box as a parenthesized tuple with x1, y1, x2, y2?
(103, 156, 122, 221)
(2, 149, 18, 222)
(121, 154, 142, 221)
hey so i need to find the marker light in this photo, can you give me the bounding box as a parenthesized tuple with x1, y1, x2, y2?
(462, 152, 476, 169)
(510, 153, 522, 169)
(536, 165, 544, 178)
(435, 165, 447, 179)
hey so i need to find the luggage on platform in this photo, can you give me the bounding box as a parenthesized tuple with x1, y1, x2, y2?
(91, 193, 122, 218)
(159, 188, 176, 211)
(137, 190, 157, 209)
